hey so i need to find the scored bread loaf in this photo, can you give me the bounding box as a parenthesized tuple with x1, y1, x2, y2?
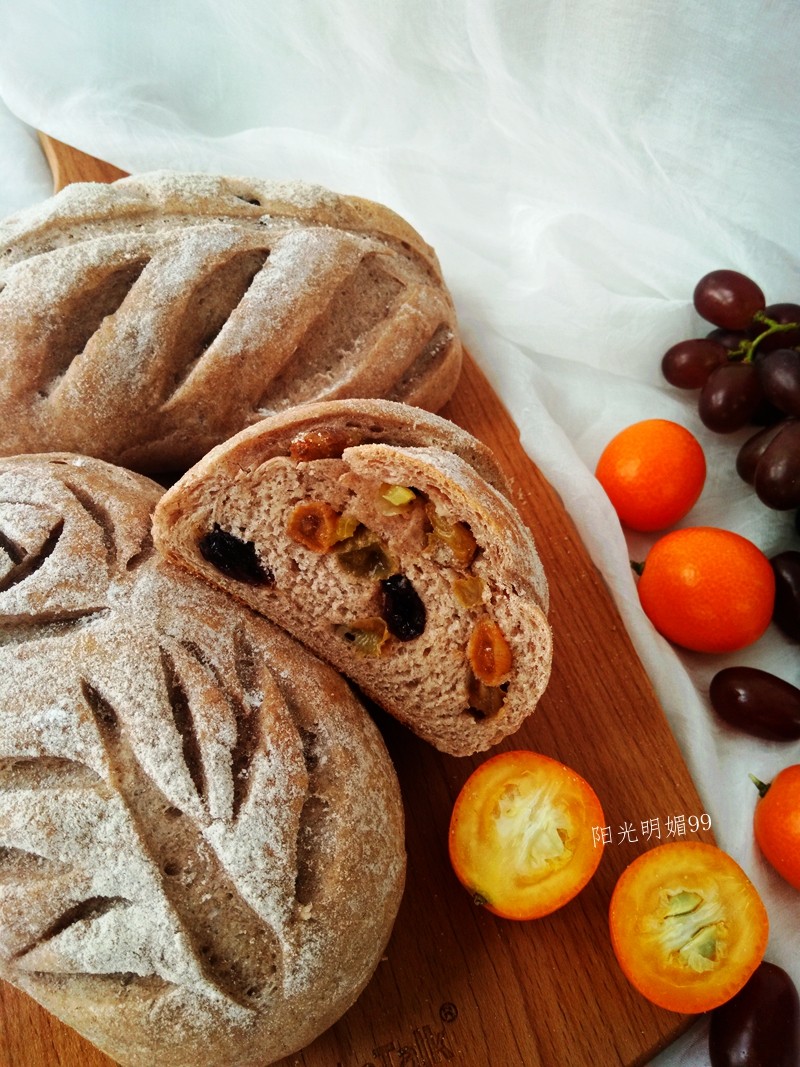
(0, 172, 462, 472)
(0, 453, 406, 1067)
(153, 399, 553, 756)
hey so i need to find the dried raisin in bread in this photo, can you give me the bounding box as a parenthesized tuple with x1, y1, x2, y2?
(0, 453, 405, 1067)
(0, 172, 462, 472)
(153, 399, 553, 757)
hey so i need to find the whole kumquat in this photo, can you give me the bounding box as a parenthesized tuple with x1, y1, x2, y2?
(636, 527, 775, 653)
(750, 765, 800, 891)
(595, 419, 706, 532)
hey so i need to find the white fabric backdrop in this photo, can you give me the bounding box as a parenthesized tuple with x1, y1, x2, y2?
(1, 2, 798, 1063)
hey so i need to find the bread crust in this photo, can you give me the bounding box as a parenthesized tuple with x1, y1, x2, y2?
(153, 400, 553, 755)
(0, 173, 463, 472)
(0, 453, 405, 1067)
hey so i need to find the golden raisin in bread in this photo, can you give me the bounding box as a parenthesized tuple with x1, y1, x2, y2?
(0, 172, 462, 472)
(0, 453, 405, 1067)
(153, 399, 553, 757)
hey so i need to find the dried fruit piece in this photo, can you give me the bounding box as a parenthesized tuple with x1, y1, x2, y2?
(425, 503, 478, 567)
(467, 676, 507, 718)
(379, 483, 417, 511)
(198, 524, 274, 585)
(288, 429, 355, 461)
(334, 617, 389, 656)
(287, 502, 355, 552)
(453, 575, 485, 609)
(468, 618, 512, 686)
(380, 574, 426, 641)
(336, 535, 394, 579)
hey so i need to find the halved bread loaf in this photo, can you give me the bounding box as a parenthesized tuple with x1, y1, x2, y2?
(153, 399, 553, 756)
(0, 172, 462, 472)
(0, 453, 405, 1067)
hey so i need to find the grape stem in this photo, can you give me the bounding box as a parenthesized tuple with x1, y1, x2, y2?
(732, 313, 800, 363)
(749, 772, 771, 799)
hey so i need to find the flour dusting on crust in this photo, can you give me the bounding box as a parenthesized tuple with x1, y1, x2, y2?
(0, 452, 405, 1067)
(0, 172, 462, 472)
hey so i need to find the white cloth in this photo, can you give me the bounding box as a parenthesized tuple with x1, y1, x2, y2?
(1, 2, 798, 1063)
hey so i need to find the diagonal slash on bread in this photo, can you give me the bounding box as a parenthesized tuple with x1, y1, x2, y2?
(0, 173, 462, 472)
(0, 452, 406, 1067)
(153, 399, 553, 756)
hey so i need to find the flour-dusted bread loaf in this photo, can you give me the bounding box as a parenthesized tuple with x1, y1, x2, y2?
(153, 400, 553, 757)
(0, 453, 405, 1067)
(0, 172, 462, 472)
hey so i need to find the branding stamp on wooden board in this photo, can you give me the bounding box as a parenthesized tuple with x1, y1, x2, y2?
(336, 1004, 459, 1067)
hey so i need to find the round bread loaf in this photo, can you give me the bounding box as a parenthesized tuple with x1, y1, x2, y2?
(153, 399, 553, 756)
(0, 453, 406, 1067)
(0, 172, 462, 472)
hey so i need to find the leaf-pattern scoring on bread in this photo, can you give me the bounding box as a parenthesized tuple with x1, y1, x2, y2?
(0, 173, 462, 472)
(0, 454, 405, 1067)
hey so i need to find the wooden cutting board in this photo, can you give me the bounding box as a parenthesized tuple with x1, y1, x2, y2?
(0, 135, 715, 1067)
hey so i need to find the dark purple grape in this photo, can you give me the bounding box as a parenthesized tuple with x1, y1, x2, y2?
(736, 421, 787, 484)
(771, 550, 800, 641)
(754, 418, 800, 509)
(756, 348, 800, 416)
(709, 961, 800, 1067)
(750, 301, 800, 353)
(709, 666, 800, 740)
(751, 398, 786, 427)
(706, 326, 748, 352)
(661, 338, 728, 388)
(694, 269, 766, 330)
(380, 574, 426, 640)
(761, 300, 800, 323)
(198, 524, 274, 585)
(698, 361, 765, 433)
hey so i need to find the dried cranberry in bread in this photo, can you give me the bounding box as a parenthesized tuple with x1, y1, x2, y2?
(153, 399, 553, 756)
(0, 172, 462, 472)
(0, 453, 405, 1067)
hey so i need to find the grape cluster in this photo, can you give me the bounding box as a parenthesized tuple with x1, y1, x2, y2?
(661, 269, 800, 519)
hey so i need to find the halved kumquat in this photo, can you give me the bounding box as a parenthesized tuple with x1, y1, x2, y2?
(609, 842, 769, 1014)
(448, 750, 605, 921)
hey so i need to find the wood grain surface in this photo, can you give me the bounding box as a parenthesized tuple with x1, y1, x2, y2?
(37, 132, 128, 190)
(0, 136, 714, 1067)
